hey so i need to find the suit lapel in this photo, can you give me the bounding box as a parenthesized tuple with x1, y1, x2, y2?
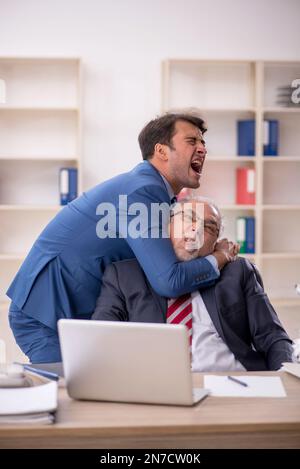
(142, 278, 263, 370)
(145, 277, 167, 321)
(201, 286, 226, 342)
(202, 284, 261, 369)
(202, 285, 244, 354)
(143, 273, 251, 368)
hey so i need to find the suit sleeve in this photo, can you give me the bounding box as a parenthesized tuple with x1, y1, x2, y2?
(92, 264, 128, 321)
(119, 185, 219, 298)
(242, 260, 294, 370)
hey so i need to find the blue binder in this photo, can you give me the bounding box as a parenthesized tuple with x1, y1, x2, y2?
(263, 120, 278, 156)
(237, 120, 255, 156)
(59, 168, 78, 205)
(245, 217, 255, 254)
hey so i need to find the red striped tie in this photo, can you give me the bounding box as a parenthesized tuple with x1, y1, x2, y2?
(166, 293, 193, 347)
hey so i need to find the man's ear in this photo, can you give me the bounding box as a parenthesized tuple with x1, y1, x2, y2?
(154, 143, 169, 162)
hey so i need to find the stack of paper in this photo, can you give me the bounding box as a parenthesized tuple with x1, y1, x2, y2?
(0, 375, 57, 425)
(282, 362, 300, 379)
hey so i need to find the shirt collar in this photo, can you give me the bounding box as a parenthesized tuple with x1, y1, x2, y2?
(159, 173, 175, 202)
(143, 161, 176, 203)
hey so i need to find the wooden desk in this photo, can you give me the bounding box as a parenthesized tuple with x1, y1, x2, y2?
(0, 372, 300, 449)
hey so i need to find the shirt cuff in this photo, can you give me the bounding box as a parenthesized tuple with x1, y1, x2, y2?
(205, 254, 220, 275)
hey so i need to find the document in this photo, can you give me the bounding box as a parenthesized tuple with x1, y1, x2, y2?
(282, 362, 300, 379)
(0, 373, 57, 424)
(204, 375, 286, 397)
(0, 412, 55, 425)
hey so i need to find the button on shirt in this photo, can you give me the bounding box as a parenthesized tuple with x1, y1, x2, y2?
(191, 291, 246, 372)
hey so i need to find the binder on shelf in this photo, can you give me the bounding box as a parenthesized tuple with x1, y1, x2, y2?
(236, 167, 255, 205)
(59, 167, 78, 205)
(263, 119, 278, 156)
(237, 119, 279, 157)
(237, 120, 255, 156)
(236, 217, 255, 254)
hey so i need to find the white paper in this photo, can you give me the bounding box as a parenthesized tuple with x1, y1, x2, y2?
(0, 412, 55, 424)
(282, 362, 300, 379)
(0, 381, 57, 415)
(204, 375, 286, 397)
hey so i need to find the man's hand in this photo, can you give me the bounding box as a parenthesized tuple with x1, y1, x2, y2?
(215, 238, 240, 258)
(212, 238, 240, 270)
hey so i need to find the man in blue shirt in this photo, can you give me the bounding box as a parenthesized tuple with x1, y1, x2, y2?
(7, 112, 234, 363)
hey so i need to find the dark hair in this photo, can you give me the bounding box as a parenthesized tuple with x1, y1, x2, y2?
(138, 112, 207, 161)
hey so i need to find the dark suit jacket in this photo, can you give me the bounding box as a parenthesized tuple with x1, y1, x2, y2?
(92, 257, 293, 371)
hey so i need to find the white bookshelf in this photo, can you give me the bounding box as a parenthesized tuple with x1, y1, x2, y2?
(162, 59, 300, 316)
(0, 57, 82, 303)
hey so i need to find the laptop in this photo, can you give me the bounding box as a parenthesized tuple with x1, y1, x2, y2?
(58, 319, 209, 406)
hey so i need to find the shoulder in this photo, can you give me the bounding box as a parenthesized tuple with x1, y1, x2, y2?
(103, 259, 148, 294)
(128, 163, 170, 201)
(105, 258, 144, 277)
(221, 256, 245, 273)
(221, 257, 263, 288)
(222, 256, 254, 272)
(85, 162, 167, 200)
(219, 257, 256, 283)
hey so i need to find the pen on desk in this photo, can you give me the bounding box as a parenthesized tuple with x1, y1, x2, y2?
(227, 375, 248, 387)
(14, 363, 60, 381)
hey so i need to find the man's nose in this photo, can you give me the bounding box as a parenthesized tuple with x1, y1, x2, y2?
(196, 142, 206, 157)
(184, 230, 197, 241)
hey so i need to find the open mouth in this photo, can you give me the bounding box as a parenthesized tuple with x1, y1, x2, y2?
(185, 241, 199, 252)
(191, 160, 202, 175)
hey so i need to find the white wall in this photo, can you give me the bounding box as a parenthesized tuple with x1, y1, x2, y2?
(0, 0, 299, 190)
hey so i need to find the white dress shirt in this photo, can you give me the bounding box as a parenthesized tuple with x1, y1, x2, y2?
(191, 291, 246, 372)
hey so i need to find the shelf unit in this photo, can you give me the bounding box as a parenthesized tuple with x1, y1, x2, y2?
(0, 57, 82, 303)
(162, 59, 300, 314)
